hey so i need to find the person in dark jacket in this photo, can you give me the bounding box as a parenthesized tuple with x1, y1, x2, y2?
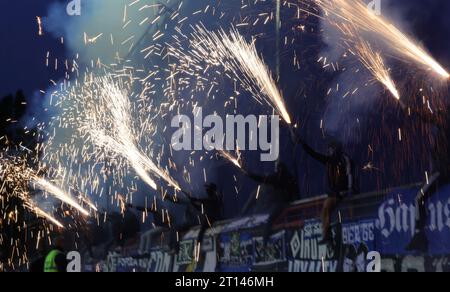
(241, 162, 298, 244)
(131, 183, 224, 247)
(178, 183, 224, 245)
(294, 134, 355, 243)
(126, 201, 180, 253)
(44, 236, 68, 273)
(29, 240, 47, 272)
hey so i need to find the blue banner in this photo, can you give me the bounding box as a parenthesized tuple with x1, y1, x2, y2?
(375, 184, 450, 255)
(218, 232, 254, 272)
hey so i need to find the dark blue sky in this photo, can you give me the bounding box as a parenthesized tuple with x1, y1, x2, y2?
(0, 0, 66, 98)
(388, 0, 450, 70)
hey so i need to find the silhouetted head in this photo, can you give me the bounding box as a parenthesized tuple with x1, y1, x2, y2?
(343, 244, 357, 272)
(357, 242, 369, 256)
(345, 244, 357, 260)
(356, 243, 369, 272)
(54, 236, 65, 251)
(327, 141, 343, 158)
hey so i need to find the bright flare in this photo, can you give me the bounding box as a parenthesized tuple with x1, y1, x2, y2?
(84, 76, 180, 191)
(173, 25, 292, 124)
(315, 0, 449, 78)
(33, 206, 64, 228)
(354, 39, 400, 100)
(33, 177, 90, 216)
(219, 150, 242, 169)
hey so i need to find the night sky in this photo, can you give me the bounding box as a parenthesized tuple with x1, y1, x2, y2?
(0, 0, 66, 98)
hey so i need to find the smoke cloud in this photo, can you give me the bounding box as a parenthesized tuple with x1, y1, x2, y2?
(44, 0, 161, 65)
(319, 0, 444, 142)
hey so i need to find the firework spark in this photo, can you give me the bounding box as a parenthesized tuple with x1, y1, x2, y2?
(354, 39, 400, 100)
(170, 25, 292, 124)
(218, 150, 242, 169)
(31, 205, 64, 229)
(32, 177, 90, 216)
(36, 16, 43, 36)
(0, 157, 66, 228)
(77, 194, 98, 212)
(314, 0, 449, 78)
(19, 193, 64, 229)
(82, 76, 180, 191)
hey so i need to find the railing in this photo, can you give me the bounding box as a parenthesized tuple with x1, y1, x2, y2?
(273, 183, 421, 229)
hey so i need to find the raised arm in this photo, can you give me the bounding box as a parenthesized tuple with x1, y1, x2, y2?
(127, 204, 159, 215)
(291, 131, 329, 164)
(302, 142, 329, 164)
(241, 167, 270, 184)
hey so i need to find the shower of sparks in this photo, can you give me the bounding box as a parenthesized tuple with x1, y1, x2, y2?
(89, 129, 159, 191)
(354, 39, 400, 100)
(4, 0, 447, 272)
(0, 157, 66, 228)
(80, 75, 180, 191)
(313, 0, 449, 78)
(32, 177, 90, 216)
(327, 18, 401, 100)
(218, 150, 242, 169)
(20, 194, 65, 229)
(31, 205, 64, 229)
(77, 194, 98, 212)
(169, 25, 292, 124)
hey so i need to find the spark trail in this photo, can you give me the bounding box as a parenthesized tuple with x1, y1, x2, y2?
(82, 76, 180, 191)
(32, 177, 90, 216)
(353, 38, 400, 100)
(314, 0, 449, 78)
(218, 150, 242, 169)
(170, 25, 292, 124)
